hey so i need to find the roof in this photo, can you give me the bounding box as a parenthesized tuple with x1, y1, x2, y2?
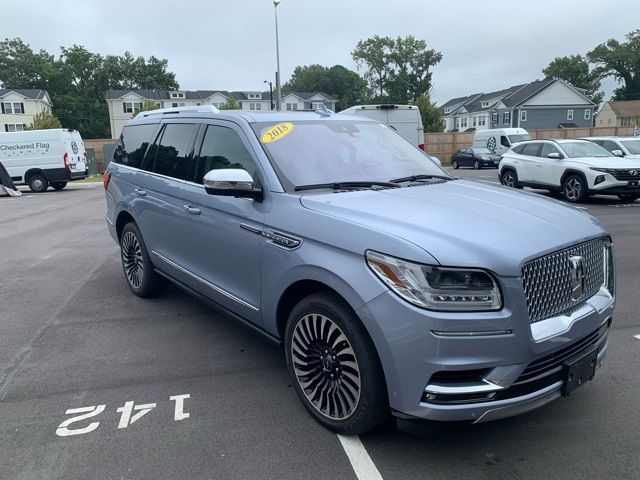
(0, 88, 50, 101)
(282, 91, 335, 101)
(501, 78, 556, 107)
(105, 89, 334, 102)
(606, 100, 640, 118)
(441, 93, 482, 114)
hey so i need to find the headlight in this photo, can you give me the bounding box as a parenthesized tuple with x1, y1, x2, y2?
(604, 240, 615, 294)
(365, 251, 502, 311)
(480, 156, 490, 160)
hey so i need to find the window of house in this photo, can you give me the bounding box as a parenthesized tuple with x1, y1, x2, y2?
(445, 107, 451, 114)
(455, 118, 459, 128)
(584, 109, 591, 120)
(150, 123, 197, 180)
(479, 116, 486, 126)
(196, 103, 201, 106)
(461, 117, 467, 128)
(492, 113, 498, 124)
(520, 110, 527, 122)
(3, 102, 25, 114)
(172, 103, 179, 108)
(292, 103, 298, 111)
(608, 118, 611, 125)
(2, 102, 13, 114)
(286, 103, 292, 111)
(4, 124, 26, 132)
(472, 117, 477, 127)
(256, 103, 262, 110)
(194, 125, 258, 184)
(481, 101, 489, 108)
(123, 102, 142, 113)
(503, 112, 510, 124)
(622, 117, 630, 127)
(567, 109, 574, 121)
(155, 102, 162, 108)
(171, 93, 177, 98)
(178, 93, 184, 98)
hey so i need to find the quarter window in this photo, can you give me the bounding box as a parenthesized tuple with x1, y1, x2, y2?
(150, 123, 197, 180)
(113, 124, 158, 168)
(193, 125, 258, 185)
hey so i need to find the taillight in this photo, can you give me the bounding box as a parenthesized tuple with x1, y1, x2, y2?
(63, 152, 69, 168)
(103, 170, 111, 190)
(418, 144, 425, 151)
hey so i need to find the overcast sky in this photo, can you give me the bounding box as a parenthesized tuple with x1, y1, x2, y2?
(4, 0, 639, 105)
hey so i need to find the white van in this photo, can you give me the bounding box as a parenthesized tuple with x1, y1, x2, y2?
(0, 128, 88, 192)
(340, 104, 425, 150)
(472, 128, 533, 155)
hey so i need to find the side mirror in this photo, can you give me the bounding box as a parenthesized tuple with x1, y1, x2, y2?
(611, 149, 624, 157)
(428, 155, 442, 166)
(547, 152, 562, 159)
(203, 169, 263, 202)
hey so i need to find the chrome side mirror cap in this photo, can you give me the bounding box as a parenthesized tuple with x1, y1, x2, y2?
(203, 169, 263, 201)
(611, 149, 624, 157)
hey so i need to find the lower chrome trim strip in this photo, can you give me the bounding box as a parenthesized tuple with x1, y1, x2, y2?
(151, 251, 259, 312)
(104, 213, 114, 226)
(431, 329, 512, 337)
(425, 379, 506, 395)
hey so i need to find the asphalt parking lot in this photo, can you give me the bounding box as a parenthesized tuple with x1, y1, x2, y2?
(1, 180, 639, 480)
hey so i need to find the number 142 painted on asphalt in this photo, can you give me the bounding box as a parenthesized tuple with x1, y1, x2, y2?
(55, 394, 190, 437)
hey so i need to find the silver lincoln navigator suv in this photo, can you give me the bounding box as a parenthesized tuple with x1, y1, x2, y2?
(104, 105, 615, 434)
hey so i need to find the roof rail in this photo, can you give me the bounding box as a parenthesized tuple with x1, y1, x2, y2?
(137, 104, 220, 118)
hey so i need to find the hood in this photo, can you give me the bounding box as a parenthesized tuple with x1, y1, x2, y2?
(570, 157, 640, 168)
(299, 180, 607, 276)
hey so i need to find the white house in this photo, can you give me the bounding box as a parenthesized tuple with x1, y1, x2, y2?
(0, 89, 53, 132)
(105, 89, 337, 138)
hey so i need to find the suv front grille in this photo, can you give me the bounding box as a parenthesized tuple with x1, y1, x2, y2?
(522, 239, 605, 323)
(600, 168, 640, 181)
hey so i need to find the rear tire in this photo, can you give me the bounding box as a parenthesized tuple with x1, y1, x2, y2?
(562, 174, 588, 203)
(500, 169, 521, 189)
(28, 174, 48, 193)
(51, 182, 67, 191)
(452, 160, 459, 169)
(120, 222, 167, 298)
(617, 194, 640, 202)
(285, 292, 388, 434)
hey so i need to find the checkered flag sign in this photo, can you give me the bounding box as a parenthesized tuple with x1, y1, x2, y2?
(634, 125, 640, 137)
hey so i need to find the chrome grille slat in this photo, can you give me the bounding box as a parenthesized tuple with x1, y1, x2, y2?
(522, 239, 605, 323)
(600, 168, 640, 181)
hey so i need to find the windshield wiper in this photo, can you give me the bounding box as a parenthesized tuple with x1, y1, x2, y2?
(389, 174, 453, 183)
(294, 181, 400, 192)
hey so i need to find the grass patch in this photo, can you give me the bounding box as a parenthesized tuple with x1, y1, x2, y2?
(73, 174, 103, 183)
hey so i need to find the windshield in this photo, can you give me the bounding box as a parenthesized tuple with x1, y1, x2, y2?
(560, 141, 612, 158)
(621, 140, 640, 155)
(508, 134, 533, 144)
(252, 120, 447, 190)
(472, 147, 492, 154)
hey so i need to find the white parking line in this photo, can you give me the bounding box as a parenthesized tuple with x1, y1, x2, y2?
(337, 434, 383, 480)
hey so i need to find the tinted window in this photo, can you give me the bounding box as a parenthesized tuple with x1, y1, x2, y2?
(540, 143, 560, 158)
(500, 136, 510, 148)
(113, 124, 157, 168)
(621, 140, 640, 155)
(151, 124, 197, 180)
(521, 143, 541, 157)
(511, 144, 525, 154)
(472, 147, 491, 154)
(602, 140, 619, 153)
(194, 125, 257, 184)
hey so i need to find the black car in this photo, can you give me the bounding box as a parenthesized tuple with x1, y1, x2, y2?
(451, 147, 501, 169)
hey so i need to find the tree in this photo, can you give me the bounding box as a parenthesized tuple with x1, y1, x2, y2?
(414, 92, 444, 132)
(133, 99, 160, 116)
(543, 54, 603, 105)
(219, 94, 239, 110)
(352, 35, 442, 103)
(27, 110, 62, 130)
(284, 64, 370, 110)
(0, 38, 179, 139)
(587, 30, 640, 101)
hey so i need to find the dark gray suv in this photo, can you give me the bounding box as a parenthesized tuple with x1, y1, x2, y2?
(104, 105, 615, 434)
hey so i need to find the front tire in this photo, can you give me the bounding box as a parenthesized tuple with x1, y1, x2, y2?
(51, 181, 67, 191)
(500, 169, 521, 189)
(28, 174, 48, 193)
(562, 174, 588, 203)
(120, 222, 167, 297)
(473, 160, 481, 170)
(285, 292, 388, 434)
(452, 160, 459, 169)
(617, 194, 640, 202)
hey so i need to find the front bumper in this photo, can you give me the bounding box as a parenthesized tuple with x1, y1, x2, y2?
(356, 278, 614, 423)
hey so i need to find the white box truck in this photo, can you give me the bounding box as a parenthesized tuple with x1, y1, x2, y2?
(0, 128, 88, 192)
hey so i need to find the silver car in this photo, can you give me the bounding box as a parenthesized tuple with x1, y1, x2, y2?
(104, 106, 615, 434)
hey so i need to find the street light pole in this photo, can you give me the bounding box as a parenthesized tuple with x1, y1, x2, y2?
(273, 0, 282, 111)
(264, 80, 274, 110)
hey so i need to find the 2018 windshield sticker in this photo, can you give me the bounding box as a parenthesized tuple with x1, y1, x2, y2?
(261, 123, 294, 143)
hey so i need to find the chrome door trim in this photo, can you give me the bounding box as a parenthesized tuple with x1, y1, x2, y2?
(151, 250, 259, 312)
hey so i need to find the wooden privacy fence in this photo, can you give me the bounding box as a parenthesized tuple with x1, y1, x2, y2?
(425, 126, 637, 164)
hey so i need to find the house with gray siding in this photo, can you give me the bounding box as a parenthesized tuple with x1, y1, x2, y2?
(441, 79, 595, 132)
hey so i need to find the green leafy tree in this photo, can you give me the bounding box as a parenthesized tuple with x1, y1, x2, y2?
(133, 98, 160, 116)
(587, 30, 640, 100)
(0, 38, 179, 139)
(414, 92, 444, 132)
(284, 64, 370, 110)
(352, 35, 442, 103)
(27, 110, 62, 130)
(543, 54, 603, 105)
(219, 94, 239, 110)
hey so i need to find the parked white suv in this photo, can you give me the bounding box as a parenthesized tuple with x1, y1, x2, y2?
(581, 136, 640, 158)
(499, 139, 640, 203)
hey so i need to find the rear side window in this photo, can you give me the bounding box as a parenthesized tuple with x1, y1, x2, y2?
(150, 124, 197, 180)
(521, 143, 541, 157)
(113, 124, 157, 168)
(193, 125, 257, 184)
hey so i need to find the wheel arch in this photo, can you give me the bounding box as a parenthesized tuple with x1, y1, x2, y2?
(560, 169, 589, 187)
(115, 210, 136, 241)
(24, 168, 45, 182)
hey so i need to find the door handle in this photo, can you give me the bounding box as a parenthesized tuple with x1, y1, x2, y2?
(134, 188, 147, 197)
(183, 205, 201, 215)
